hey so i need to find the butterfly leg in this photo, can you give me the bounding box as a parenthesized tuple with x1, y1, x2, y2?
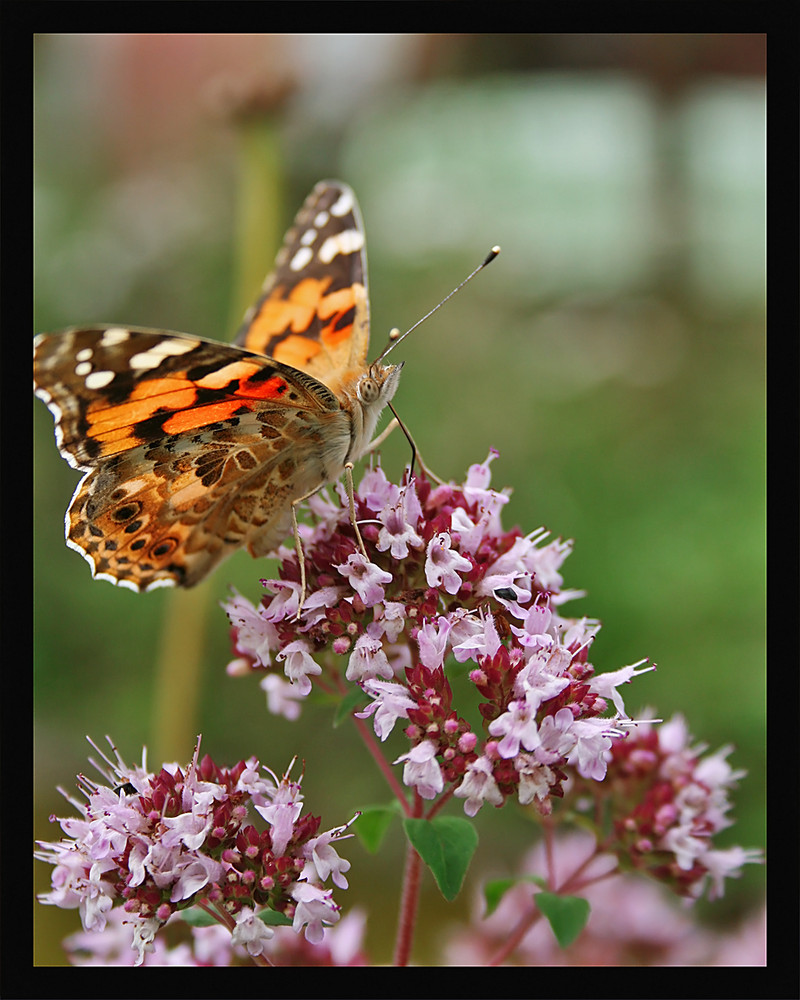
(289, 487, 325, 620)
(343, 462, 368, 560)
(290, 496, 309, 619)
(290, 466, 368, 619)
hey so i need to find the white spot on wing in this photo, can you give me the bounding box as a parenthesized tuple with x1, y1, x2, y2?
(330, 189, 354, 217)
(76, 348, 93, 362)
(314, 210, 330, 227)
(318, 229, 364, 264)
(108, 575, 141, 590)
(85, 369, 115, 389)
(34, 384, 54, 407)
(129, 337, 196, 370)
(129, 353, 160, 371)
(156, 337, 196, 355)
(290, 246, 314, 271)
(300, 228, 317, 246)
(75, 361, 92, 376)
(100, 327, 130, 347)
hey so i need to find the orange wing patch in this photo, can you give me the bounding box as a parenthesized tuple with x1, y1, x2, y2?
(236, 182, 370, 383)
(82, 362, 312, 458)
(85, 380, 200, 447)
(244, 276, 363, 371)
(161, 401, 255, 437)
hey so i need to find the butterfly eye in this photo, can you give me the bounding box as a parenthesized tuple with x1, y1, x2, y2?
(358, 377, 380, 404)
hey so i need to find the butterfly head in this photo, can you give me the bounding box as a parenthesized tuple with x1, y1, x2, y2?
(335, 360, 403, 463)
(359, 361, 403, 407)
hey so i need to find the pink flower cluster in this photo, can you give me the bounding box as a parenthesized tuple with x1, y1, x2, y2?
(36, 739, 353, 965)
(595, 714, 763, 900)
(225, 451, 651, 818)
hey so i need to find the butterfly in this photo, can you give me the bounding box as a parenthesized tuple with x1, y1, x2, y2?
(33, 181, 404, 592)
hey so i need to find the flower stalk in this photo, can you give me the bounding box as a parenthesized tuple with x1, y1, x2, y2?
(393, 793, 424, 967)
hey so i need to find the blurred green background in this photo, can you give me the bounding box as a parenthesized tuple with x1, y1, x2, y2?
(34, 34, 765, 965)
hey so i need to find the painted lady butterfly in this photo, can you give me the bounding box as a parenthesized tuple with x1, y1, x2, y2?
(34, 181, 403, 592)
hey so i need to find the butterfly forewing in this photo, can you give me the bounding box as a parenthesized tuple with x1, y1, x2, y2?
(235, 181, 370, 381)
(34, 327, 340, 469)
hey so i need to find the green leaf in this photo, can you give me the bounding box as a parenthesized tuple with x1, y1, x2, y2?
(178, 905, 293, 929)
(257, 910, 293, 927)
(483, 874, 546, 917)
(333, 687, 365, 727)
(177, 906, 218, 927)
(403, 817, 478, 901)
(353, 803, 400, 853)
(534, 891, 591, 949)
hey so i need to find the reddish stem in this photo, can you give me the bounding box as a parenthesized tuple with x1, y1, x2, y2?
(424, 785, 455, 819)
(393, 792, 424, 966)
(543, 818, 556, 889)
(350, 711, 412, 816)
(196, 897, 235, 930)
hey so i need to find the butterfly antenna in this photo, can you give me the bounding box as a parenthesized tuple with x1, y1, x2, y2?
(376, 246, 500, 362)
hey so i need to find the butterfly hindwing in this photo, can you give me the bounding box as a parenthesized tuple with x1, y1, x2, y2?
(62, 405, 351, 591)
(34, 326, 353, 590)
